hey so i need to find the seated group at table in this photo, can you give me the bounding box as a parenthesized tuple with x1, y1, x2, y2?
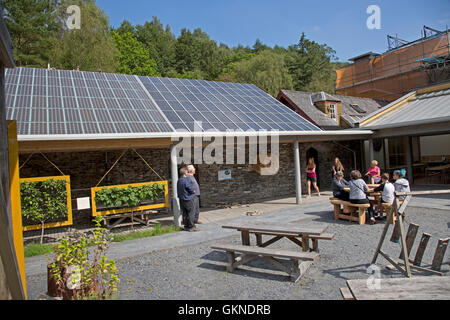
(332, 167, 411, 225)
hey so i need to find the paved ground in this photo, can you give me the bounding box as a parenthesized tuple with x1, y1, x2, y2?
(25, 190, 450, 300)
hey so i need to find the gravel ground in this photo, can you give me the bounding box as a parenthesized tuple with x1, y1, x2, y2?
(26, 203, 450, 300)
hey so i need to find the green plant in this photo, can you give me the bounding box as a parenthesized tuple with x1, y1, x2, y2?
(95, 183, 165, 209)
(48, 216, 120, 300)
(20, 179, 69, 243)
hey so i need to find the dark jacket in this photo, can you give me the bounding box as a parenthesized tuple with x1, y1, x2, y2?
(177, 176, 196, 201)
(332, 177, 349, 197)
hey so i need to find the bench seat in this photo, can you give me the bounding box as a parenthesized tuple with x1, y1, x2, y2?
(211, 244, 318, 282)
(330, 200, 370, 225)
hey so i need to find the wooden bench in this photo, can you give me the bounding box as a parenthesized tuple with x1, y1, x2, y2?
(309, 233, 335, 252)
(330, 199, 370, 225)
(102, 210, 158, 229)
(211, 244, 319, 282)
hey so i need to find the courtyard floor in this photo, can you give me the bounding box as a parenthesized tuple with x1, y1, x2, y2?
(24, 187, 450, 300)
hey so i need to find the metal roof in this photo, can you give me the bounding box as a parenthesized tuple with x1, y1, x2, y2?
(359, 85, 450, 129)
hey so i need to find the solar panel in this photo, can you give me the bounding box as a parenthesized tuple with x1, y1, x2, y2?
(5, 67, 321, 137)
(138, 76, 320, 132)
(5, 68, 174, 135)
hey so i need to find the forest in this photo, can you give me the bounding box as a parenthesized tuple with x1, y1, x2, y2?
(3, 0, 347, 97)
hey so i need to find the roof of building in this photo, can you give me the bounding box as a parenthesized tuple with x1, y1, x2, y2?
(359, 81, 450, 129)
(5, 67, 323, 138)
(279, 90, 386, 129)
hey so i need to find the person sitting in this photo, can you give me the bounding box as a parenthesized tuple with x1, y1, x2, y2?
(365, 160, 381, 184)
(349, 170, 376, 225)
(332, 171, 349, 201)
(393, 169, 411, 201)
(374, 173, 395, 217)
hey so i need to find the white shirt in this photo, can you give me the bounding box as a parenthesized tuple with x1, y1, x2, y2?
(382, 182, 395, 204)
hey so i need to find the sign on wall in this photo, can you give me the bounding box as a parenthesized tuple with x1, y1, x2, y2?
(218, 169, 232, 182)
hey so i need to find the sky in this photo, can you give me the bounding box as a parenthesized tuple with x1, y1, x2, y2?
(96, 0, 450, 62)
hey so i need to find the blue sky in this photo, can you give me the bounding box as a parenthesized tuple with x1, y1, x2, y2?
(96, 0, 450, 61)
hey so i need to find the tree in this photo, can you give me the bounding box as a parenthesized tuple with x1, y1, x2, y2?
(112, 31, 159, 76)
(51, 0, 117, 72)
(286, 33, 337, 93)
(231, 50, 293, 97)
(135, 17, 176, 77)
(3, 0, 60, 67)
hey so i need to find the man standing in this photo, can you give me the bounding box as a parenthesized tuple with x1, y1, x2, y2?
(187, 165, 202, 225)
(177, 167, 198, 232)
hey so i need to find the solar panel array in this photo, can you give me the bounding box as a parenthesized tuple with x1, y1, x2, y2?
(5, 68, 173, 135)
(139, 76, 319, 132)
(5, 67, 320, 136)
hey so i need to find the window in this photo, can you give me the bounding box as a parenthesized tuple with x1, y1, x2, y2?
(328, 103, 337, 120)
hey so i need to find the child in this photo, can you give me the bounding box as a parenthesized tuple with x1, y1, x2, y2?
(306, 157, 321, 197)
(349, 170, 376, 225)
(366, 160, 381, 184)
(374, 173, 395, 216)
(393, 169, 411, 201)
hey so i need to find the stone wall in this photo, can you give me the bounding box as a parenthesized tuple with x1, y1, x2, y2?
(19, 140, 362, 229)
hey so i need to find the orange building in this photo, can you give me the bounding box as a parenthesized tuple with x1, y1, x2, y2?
(336, 27, 450, 102)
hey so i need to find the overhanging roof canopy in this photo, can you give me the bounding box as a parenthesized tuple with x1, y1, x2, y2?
(359, 81, 450, 132)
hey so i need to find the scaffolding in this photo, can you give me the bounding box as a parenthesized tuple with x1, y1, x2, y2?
(336, 26, 450, 102)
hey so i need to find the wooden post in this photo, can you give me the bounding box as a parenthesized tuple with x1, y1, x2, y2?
(413, 233, 431, 266)
(431, 238, 449, 271)
(241, 230, 250, 246)
(397, 213, 412, 277)
(399, 223, 419, 260)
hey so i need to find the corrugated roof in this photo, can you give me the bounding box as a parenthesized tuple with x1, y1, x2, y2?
(360, 85, 450, 129)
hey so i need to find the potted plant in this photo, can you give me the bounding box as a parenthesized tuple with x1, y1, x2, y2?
(48, 216, 120, 300)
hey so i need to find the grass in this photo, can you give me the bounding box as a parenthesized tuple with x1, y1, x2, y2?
(23, 223, 181, 258)
(24, 243, 54, 258)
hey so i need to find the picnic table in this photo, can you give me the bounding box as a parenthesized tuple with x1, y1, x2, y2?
(211, 222, 334, 282)
(341, 276, 450, 300)
(221, 222, 332, 252)
(425, 163, 450, 184)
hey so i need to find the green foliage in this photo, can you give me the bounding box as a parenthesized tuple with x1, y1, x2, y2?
(95, 183, 165, 209)
(6, 2, 341, 95)
(51, 0, 117, 72)
(20, 179, 69, 243)
(3, 0, 60, 67)
(49, 216, 120, 300)
(112, 31, 159, 76)
(230, 50, 294, 97)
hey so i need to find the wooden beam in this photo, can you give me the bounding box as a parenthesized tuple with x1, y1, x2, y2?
(18, 138, 173, 153)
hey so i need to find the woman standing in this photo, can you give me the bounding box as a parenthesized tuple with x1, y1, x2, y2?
(332, 157, 345, 178)
(306, 157, 321, 197)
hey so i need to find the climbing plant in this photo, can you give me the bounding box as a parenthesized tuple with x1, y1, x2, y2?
(20, 179, 69, 243)
(94, 183, 165, 209)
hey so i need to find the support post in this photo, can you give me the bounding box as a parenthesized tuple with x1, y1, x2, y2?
(368, 139, 374, 165)
(406, 136, 414, 184)
(170, 144, 181, 227)
(294, 140, 302, 204)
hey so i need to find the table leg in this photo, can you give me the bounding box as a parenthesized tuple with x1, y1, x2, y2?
(241, 230, 250, 246)
(302, 235, 309, 252)
(255, 233, 262, 246)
